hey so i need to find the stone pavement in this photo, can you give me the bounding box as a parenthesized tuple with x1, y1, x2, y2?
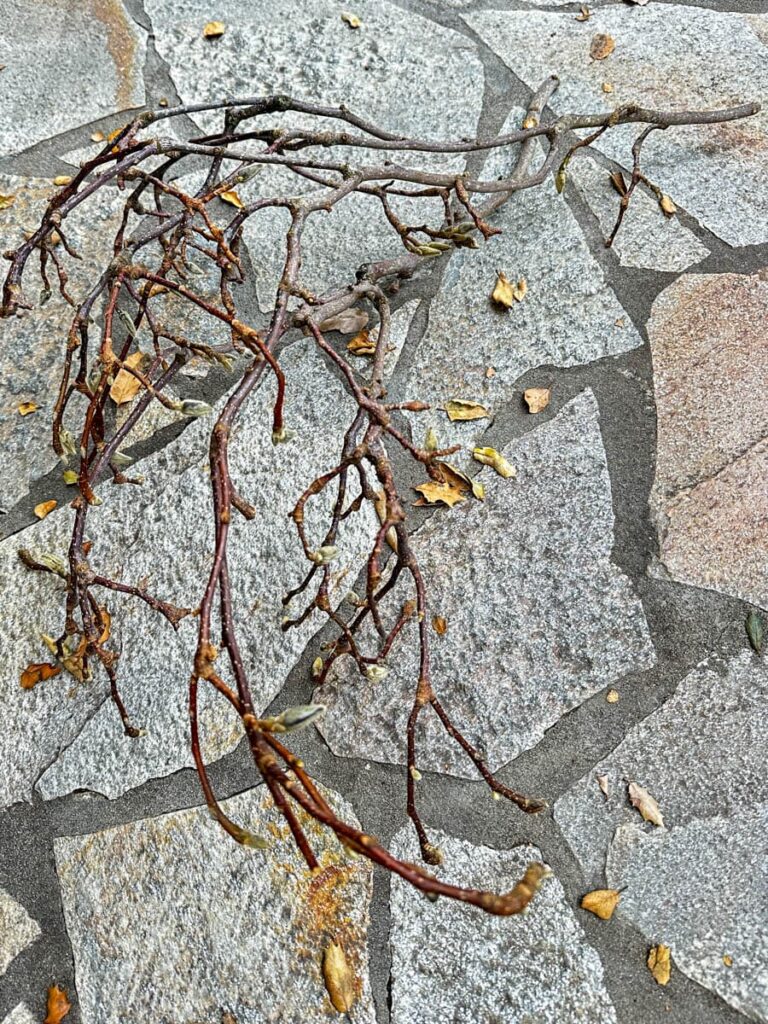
(0, 1, 766, 1022)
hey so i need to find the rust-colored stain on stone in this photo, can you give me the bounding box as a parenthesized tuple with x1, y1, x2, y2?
(86, 0, 140, 111)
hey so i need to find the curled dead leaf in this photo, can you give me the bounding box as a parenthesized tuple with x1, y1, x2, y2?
(347, 329, 375, 356)
(628, 781, 664, 827)
(523, 387, 551, 414)
(20, 662, 61, 690)
(472, 447, 516, 479)
(491, 270, 527, 308)
(322, 939, 356, 1013)
(648, 944, 672, 986)
(34, 500, 57, 520)
(203, 20, 226, 38)
(443, 399, 489, 422)
(590, 33, 615, 60)
(109, 351, 147, 405)
(659, 194, 677, 217)
(18, 401, 38, 416)
(220, 189, 244, 209)
(575, 5, 591, 20)
(414, 479, 466, 508)
(90, 131, 105, 143)
(318, 308, 368, 334)
(341, 11, 361, 28)
(581, 888, 621, 920)
(723, 954, 733, 968)
(609, 170, 628, 197)
(44, 984, 72, 1024)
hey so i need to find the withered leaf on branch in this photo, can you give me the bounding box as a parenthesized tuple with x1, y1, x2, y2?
(109, 351, 147, 405)
(746, 610, 764, 654)
(581, 888, 621, 920)
(20, 662, 61, 690)
(590, 33, 616, 60)
(609, 170, 628, 197)
(628, 781, 664, 827)
(44, 984, 72, 1024)
(322, 939, 357, 1013)
(443, 399, 489, 422)
(648, 944, 672, 986)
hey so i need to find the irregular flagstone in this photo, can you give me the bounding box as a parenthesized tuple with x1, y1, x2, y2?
(570, 154, 709, 272)
(464, 6, 768, 247)
(0, 1, 146, 157)
(388, 827, 617, 1024)
(1, 1006, 36, 1024)
(0, 337, 377, 809)
(0, 889, 41, 976)
(0, 175, 125, 508)
(555, 650, 768, 1020)
(396, 112, 642, 455)
(316, 391, 654, 777)
(54, 786, 375, 1024)
(143, 0, 483, 306)
(648, 269, 768, 609)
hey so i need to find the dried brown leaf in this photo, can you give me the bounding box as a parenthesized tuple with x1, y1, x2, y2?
(322, 940, 356, 1013)
(659, 194, 677, 217)
(590, 33, 615, 60)
(443, 399, 489, 422)
(44, 984, 72, 1024)
(581, 888, 621, 920)
(0, 194, 15, 210)
(318, 308, 368, 334)
(648, 944, 672, 986)
(523, 387, 551, 414)
(220, 189, 244, 209)
(596, 774, 610, 798)
(414, 479, 466, 508)
(432, 615, 447, 636)
(628, 781, 664, 827)
(347, 329, 375, 356)
(109, 351, 146, 405)
(609, 170, 628, 197)
(53, 175, 72, 186)
(491, 270, 527, 308)
(34, 500, 57, 520)
(203, 20, 226, 37)
(17, 401, 38, 416)
(20, 662, 61, 690)
(472, 447, 516, 479)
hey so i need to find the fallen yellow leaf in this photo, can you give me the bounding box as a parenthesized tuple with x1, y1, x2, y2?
(347, 329, 375, 356)
(606, 688, 619, 703)
(659, 194, 677, 217)
(90, 130, 105, 143)
(220, 189, 244, 209)
(20, 662, 62, 690)
(648, 944, 672, 986)
(18, 401, 38, 416)
(444, 399, 489, 422)
(44, 984, 72, 1024)
(0, 194, 15, 210)
(628, 781, 664, 827)
(34, 500, 57, 520)
(341, 12, 361, 28)
(575, 5, 591, 20)
(53, 175, 72, 186)
(581, 889, 621, 920)
(602, 82, 614, 94)
(491, 270, 527, 308)
(414, 480, 467, 508)
(590, 33, 615, 60)
(524, 387, 551, 414)
(203, 20, 226, 37)
(723, 954, 733, 968)
(109, 351, 146, 405)
(472, 447, 516, 479)
(322, 939, 356, 1013)
(62, 470, 78, 485)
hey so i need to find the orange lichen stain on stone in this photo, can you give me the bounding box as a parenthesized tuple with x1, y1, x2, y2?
(88, 0, 140, 110)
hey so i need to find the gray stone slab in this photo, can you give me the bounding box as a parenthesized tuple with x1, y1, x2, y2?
(0, 1, 146, 157)
(0, 889, 40, 976)
(316, 390, 654, 777)
(54, 786, 375, 1024)
(389, 826, 617, 1024)
(464, 6, 768, 247)
(555, 650, 768, 1019)
(570, 154, 709, 272)
(396, 112, 642, 455)
(1, 1006, 36, 1024)
(648, 269, 768, 610)
(0, 337, 377, 809)
(0, 175, 125, 507)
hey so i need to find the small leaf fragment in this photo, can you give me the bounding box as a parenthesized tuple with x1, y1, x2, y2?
(62, 470, 78, 485)
(491, 270, 527, 308)
(609, 170, 628, 197)
(414, 480, 466, 508)
(347, 329, 375, 356)
(746, 610, 764, 654)
(34, 500, 57, 520)
(628, 781, 664, 827)
(109, 351, 146, 405)
(44, 984, 72, 1024)
(648, 944, 672, 986)
(581, 888, 621, 920)
(444, 399, 489, 422)
(90, 130, 105, 143)
(323, 939, 357, 1014)
(202, 20, 226, 37)
(472, 447, 516, 479)
(220, 189, 244, 209)
(341, 11, 361, 28)
(20, 662, 62, 690)
(659, 194, 677, 217)
(523, 387, 551, 414)
(18, 401, 38, 416)
(53, 175, 72, 186)
(0, 193, 15, 210)
(606, 688, 619, 703)
(318, 308, 368, 334)
(596, 773, 610, 798)
(575, 5, 591, 20)
(723, 954, 733, 967)
(590, 33, 615, 60)
(432, 615, 447, 636)
(602, 82, 614, 94)
(522, 115, 538, 130)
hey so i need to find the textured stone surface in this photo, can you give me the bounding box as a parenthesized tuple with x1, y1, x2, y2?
(555, 650, 768, 1020)
(0, 338, 377, 809)
(1, 1006, 36, 1024)
(317, 391, 654, 776)
(54, 786, 375, 1023)
(0, 175, 124, 507)
(648, 270, 768, 609)
(571, 154, 709, 272)
(465, 6, 768, 247)
(389, 827, 617, 1024)
(397, 113, 642, 453)
(0, 889, 40, 976)
(0, 1, 146, 157)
